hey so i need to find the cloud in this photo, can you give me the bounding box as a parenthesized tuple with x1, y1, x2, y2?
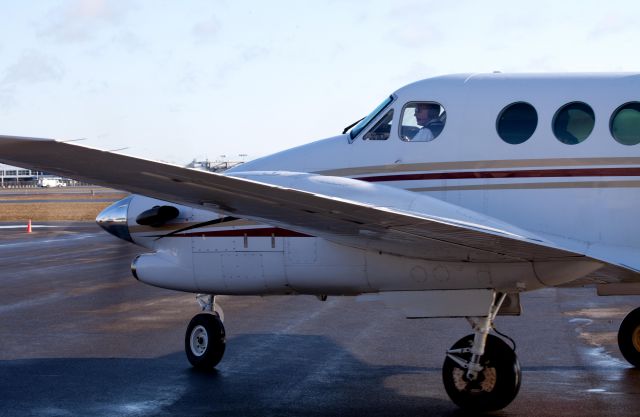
(390, 26, 443, 48)
(111, 30, 147, 53)
(385, 2, 445, 48)
(37, 0, 136, 44)
(1, 50, 64, 85)
(0, 50, 63, 110)
(0, 86, 17, 109)
(589, 14, 635, 39)
(193, 15, 222, 43)
(241, 46, 269, 62)
(212, 45, 271, 84)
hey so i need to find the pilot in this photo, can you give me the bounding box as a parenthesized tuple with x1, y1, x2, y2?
(413, 103, 444, 141)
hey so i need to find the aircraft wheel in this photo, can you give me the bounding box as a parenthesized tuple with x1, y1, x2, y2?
(185, 313, 226, 369)
(618, 306, 640, 367)
(443, 334, 521, 412)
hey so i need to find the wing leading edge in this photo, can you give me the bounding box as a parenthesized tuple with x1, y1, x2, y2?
(0, 135, 608, 266)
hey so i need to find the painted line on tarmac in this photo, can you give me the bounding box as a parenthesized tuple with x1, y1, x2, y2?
(0, 225, 65, 229)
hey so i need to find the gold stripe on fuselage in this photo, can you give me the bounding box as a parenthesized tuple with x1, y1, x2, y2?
(318, 157, 640, 177)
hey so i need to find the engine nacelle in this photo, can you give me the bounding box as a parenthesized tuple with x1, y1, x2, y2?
(105, 195, 602, 297)
(132, 252, 199, 292)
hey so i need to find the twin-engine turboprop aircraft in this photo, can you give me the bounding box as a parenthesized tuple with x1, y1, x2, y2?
(2, 73, 640, 411)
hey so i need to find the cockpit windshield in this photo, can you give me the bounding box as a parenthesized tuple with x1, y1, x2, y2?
(348, 95, 394, 140)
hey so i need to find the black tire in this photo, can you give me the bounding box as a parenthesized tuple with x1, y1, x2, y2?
(618, 306, 640, 367)
(443, 334, 521, 412)
(185, 313, 226, 369)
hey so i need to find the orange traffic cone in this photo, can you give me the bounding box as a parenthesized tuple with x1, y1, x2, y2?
(27, 219, 32, 233)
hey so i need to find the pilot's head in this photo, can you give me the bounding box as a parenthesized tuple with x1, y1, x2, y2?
(415, 103, 440, 126)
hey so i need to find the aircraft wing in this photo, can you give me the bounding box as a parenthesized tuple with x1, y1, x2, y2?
(0, 135, 606, 266)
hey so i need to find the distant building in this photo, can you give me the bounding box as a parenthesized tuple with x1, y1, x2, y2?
(0, 163, 46, 187)
(185, 158, 244, 172)
(1, 156, 246, 188)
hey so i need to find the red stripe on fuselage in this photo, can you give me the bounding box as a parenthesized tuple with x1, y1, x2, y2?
(173, 227, 311, 238)
(356, 167, 640, 182)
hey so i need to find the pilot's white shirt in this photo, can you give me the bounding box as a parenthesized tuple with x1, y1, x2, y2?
(412, 127, 435, 142)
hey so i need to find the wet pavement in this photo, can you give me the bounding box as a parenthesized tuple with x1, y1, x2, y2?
(0, 223, 639, 416)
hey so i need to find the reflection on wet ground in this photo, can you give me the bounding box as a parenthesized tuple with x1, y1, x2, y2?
(0, 224, 639, 416)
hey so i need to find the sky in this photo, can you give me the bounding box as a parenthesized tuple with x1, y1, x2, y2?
(1, 0, 640, 166)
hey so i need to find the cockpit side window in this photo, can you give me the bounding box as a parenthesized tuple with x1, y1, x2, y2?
(400, 102, 446, 142)
(363, 110, 394, 140)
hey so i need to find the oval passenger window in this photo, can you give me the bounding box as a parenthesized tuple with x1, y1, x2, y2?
(496, 102, 538, 144)
(552, 102, 595, 145)
(610, 102, 640, 145)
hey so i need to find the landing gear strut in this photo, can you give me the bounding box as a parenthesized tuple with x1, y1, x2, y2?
(618, 306, 640, 368)
(442, 293, 522, 412)
(185, 294, 226, 370)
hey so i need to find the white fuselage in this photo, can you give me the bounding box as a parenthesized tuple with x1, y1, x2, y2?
(231, 73, 640, 271)
(113, 73, 640, 296)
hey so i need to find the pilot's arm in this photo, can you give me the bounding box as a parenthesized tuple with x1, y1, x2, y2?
(412, 128, 435, 142)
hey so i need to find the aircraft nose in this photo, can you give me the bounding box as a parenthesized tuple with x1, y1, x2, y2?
(96, 196, 134, 242)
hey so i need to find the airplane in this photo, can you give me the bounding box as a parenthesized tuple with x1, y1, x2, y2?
(1, 72, 640, 412)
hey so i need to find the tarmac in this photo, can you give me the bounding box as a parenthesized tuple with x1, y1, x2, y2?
(0, 223, 639, 416)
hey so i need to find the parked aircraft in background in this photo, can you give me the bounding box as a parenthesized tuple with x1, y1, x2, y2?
(1, 73, 640, 411)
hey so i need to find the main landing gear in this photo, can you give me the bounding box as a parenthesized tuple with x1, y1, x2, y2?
(185, 294, 226, 370)
(442, 293, 522, 412)
(618, 306, 640, 368)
